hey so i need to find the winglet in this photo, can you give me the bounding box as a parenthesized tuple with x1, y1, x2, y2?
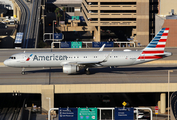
(99, 44, 105, 51)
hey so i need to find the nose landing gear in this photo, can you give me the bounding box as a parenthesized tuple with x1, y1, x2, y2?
(21, 68, 26, 75)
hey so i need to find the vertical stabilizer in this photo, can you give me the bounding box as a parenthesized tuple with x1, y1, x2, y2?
(143, 28, 169, 52)
(138, 28, 169, 60)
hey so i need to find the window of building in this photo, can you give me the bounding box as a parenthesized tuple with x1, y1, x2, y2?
(100, 2, 136, 5)
(66, 7, 74, 12)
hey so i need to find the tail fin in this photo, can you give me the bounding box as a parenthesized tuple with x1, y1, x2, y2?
(137, 28, 169, 60)
(142, 28, 169, 53)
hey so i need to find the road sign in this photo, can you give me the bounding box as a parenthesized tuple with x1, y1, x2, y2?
(60, 42, 71, 48)
(79, 16, 85, 22)
(58, 108, 77, 120)
(92, 42, 114, 48)
(54, 33, 63, 40)
(155, 110, 158, 115)
(155, 106, 159, 110)
(15, 32, 23, 43)
(72, 16, 79, 20)
(71, 42, 82, 48)
(102, 42, 114, 47)
(115, 108, 134, 120)
(122, 101, 127, 107)
(78, 108, 97, 120)
(155, 106, 159, 115)
(92, 42, 102, 47)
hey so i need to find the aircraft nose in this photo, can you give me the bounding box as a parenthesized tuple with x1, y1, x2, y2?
(4, 59, 10, 66)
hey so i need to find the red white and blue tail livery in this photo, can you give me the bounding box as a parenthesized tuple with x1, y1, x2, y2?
(137, 28, 171, 63)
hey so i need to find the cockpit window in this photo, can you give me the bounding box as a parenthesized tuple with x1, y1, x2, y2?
(9, 57, 16, 59)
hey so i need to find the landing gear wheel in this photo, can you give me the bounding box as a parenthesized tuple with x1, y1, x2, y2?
(85, 68, 90, 75)
(86, 70, 90, 75)
(21, 71, 26, 75)
(21, 67, 26, 75)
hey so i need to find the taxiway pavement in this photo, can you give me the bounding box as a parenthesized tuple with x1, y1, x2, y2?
(0, 65, 176, 85)
(0, 48, 176, 85)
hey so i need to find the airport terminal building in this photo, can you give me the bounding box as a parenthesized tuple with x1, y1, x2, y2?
(82, 0, 150, 45)
(46, 0, 158, 46)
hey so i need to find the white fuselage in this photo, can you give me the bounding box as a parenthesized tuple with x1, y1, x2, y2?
(4, 51, 146, 68)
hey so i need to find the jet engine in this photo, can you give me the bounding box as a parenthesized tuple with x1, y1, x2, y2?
(63, 64, 80, 74)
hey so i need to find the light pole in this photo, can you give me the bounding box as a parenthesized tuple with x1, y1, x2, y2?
(52, 20, 56, 50)
(53, 20, 56, 43)
(168, 70, 173, 120)
(46, 97, 51, 111)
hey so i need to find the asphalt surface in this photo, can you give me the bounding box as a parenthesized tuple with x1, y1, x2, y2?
(0, 48, 177, 85)
(0, 65, 177, 85)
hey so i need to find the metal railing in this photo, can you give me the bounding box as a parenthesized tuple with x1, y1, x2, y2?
(48, 107, 152, 120)
(51, 41, 135, 49)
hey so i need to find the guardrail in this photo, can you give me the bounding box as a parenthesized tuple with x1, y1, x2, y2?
(51, 41, 135, 49)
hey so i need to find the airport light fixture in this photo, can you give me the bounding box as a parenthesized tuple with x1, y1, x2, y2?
(168, 70, 173, 120)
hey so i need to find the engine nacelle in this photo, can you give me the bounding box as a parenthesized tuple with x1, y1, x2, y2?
(63, 64, 80, 74)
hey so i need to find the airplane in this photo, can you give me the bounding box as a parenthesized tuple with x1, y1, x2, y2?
(4, 28, 172, 75)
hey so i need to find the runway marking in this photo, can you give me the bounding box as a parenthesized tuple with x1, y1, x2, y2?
(0, 60, 177, 67)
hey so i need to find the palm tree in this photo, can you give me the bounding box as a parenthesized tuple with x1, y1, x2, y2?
(54, 8, 60, 25)
(57, 13, 62, 25)
(54, 9, 58, 23)
(56, 8, 60, 14)
(62, 7, 66, 21)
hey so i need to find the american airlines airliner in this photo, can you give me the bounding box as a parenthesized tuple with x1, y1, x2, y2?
(4, 28, 171, 75)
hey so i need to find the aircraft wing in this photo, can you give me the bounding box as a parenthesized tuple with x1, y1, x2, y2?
(62, 52, 112, 66)
(77, 61, 103, 65)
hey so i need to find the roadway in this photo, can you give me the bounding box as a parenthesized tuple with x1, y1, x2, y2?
(26, 0, 41, 48)
(15, 0, 41, 48)
(0, 48, 177, 85)
(15, 0, 31, 48)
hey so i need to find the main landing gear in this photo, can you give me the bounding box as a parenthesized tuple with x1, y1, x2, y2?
(21, 68, 26, 75)
(85, 68, 90, 75)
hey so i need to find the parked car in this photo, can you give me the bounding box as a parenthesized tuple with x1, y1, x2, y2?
(134, 109, 144, 119)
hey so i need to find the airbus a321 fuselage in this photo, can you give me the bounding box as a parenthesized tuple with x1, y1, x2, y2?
(4, 28, 172, 74)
